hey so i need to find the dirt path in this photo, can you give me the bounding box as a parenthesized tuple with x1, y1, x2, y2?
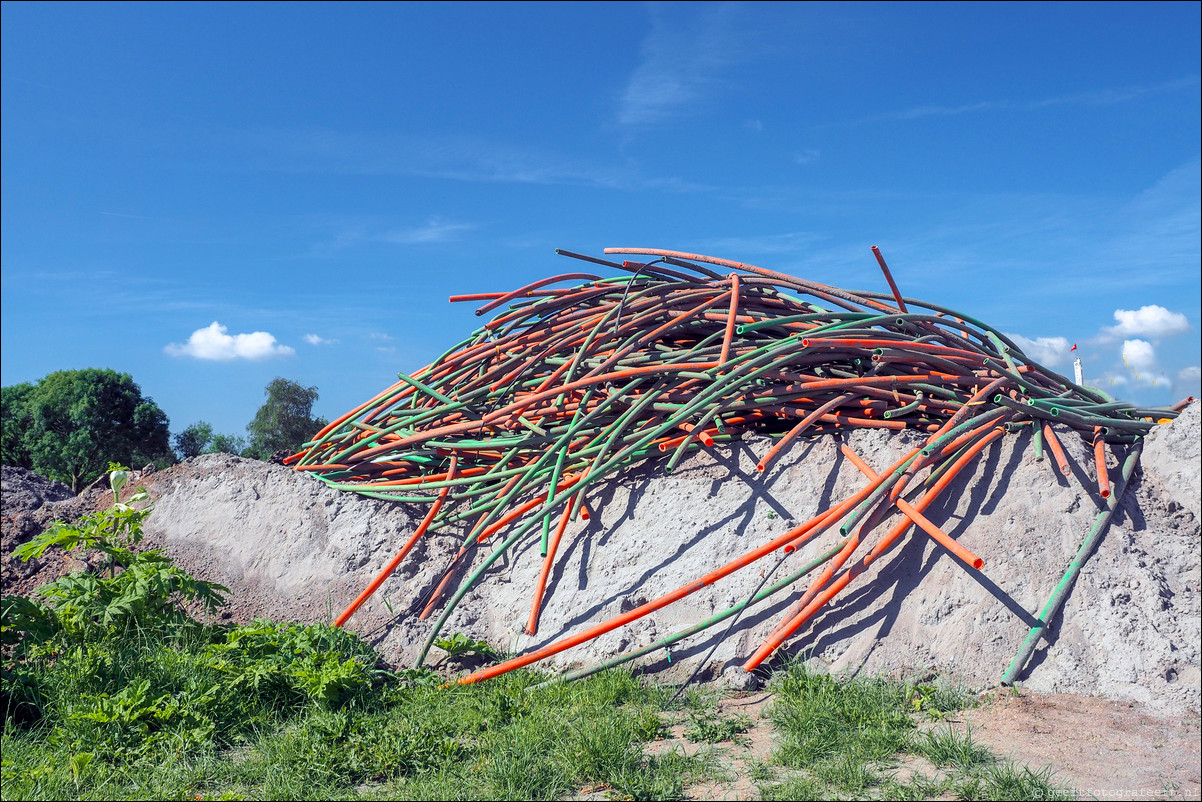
(958, 690, 1201, 801)
(661, 689, 1201, 801)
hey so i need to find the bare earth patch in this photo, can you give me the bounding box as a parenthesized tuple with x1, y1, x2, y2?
(956, 690, 1201, 801)
(659, 689, 1201, 801)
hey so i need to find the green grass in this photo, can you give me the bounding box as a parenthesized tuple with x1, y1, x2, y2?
(2, 493, 716, 801)
(912, 725, 995, 772)
(3, 658, 718, 801)
(954, 761, 1077, 801)
(758, 661, 1075, 801)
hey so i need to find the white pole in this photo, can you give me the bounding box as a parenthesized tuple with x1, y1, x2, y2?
(1074, 357, 1084, 386)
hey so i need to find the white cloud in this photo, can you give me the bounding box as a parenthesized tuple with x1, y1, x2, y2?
(1106, 305, 1191, 339)
(165, 322, 294, 361)
(381, 218, 474, 245)
(1121, 338, 1157, 371)
(303, 333, 338, 346)
(1121, 339, 1171, 388)
(1004, 334, 1071, 367)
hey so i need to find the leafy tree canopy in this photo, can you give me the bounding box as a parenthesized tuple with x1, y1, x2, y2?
(173, 421, 215, 459)
(174, 421, 246, 459)
(245, 377, 327, 460)
(1, 382, 36, 469)
(209, 432, 248, 456)
(2, 369, 173, 491)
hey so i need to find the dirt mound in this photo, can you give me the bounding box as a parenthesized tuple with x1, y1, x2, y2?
(3, 405, 1198, 715)
(0, 466, 74, 510)
(1142, 399, 1201, 519)
(2, 466, 96, 592)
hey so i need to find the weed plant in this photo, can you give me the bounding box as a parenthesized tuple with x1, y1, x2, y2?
(683, 712, 752, 744)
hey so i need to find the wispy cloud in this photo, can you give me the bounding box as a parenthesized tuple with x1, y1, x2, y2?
(738, 160, 1200, 298)
(1029, 76, 1201, 108)
(99, 211, 157, 221)
(165, 322, 294, 361)
(303, 333, 338, 346)
(695, 230, 826, 257)
(617, 3, 745, 129)
(1099, 160, 1202, 287)
(793, 149, 820, 165)
(824, 76, 1200, 128)
(1176, 366, 1202, 397)
(302, 215, 476, 257)
(185, 126, 705, 193)
(380, 218, 474, 245)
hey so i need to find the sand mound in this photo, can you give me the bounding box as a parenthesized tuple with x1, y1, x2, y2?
(3, 404, 1198, 714)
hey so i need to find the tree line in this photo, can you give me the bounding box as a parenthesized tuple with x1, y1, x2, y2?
(1, 370, 326, 492)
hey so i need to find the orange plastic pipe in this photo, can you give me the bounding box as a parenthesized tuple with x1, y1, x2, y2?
(527, 500, 576, 635)
(771, 529, 864, 641)
(333, 456, 457, 627)
(452, 458, 919, 686)
(840, 444, 983, 569)
(719, 274, 740, 367)
(420, 473, 584, 619)
(471, 272, 602, 316)
(782, 446, 922, 552)
(743, 427, 1004, 671)
(757, 393, 852, 472)
(350, 362, 721, 461)
(870, 245, 908, 313)
(1043, 423, 1071, 476)
(1093, 428, 1111, 499)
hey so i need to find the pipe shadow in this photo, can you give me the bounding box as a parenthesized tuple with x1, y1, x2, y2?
(528, 437, 846, 649)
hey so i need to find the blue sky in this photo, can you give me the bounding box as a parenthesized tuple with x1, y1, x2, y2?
(3, 2, 1199, 438)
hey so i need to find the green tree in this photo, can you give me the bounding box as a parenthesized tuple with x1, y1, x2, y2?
(1, 382, 36, 468)
(245, 377, 327, 460)
(173, 421, 215, 459)
(15, 369, 173, 491)
(208, 432, 247, 455)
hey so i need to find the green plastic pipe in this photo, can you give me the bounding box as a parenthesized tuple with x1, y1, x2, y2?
(1000, 439, 1144, 685)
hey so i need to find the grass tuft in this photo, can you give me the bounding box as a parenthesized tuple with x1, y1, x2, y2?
(912, 725, 996, 772)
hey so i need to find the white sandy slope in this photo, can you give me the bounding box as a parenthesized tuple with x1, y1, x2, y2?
(137, 403, 1201, 714)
